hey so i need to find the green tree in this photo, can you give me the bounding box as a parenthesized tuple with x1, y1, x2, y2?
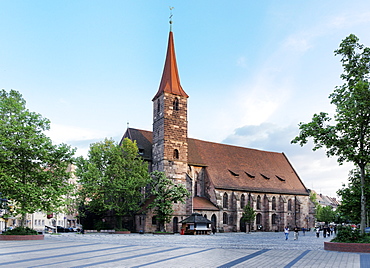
(241, 202, 256, 233)
(147, 171, 189, 232)
(291, 34, 370, 234)
(337, 168, 370, 224)
(316, 205, 336, 224)
(76, 138, 150, 229)
(0, 89, 75, 225)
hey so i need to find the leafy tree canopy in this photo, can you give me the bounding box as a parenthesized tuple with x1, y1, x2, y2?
(337, 168, 370, 224)
(291, 34, 370, 233)
(0, 89, 75, 222)
(316, 205, 336, 224)
(76, 138, 150, 229)
(147, 171, 189, 232)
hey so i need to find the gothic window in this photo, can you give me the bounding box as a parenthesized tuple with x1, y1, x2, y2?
(256, 213, 262, 224)
(257, 195, 261, 210)
(272, 214, 277, 224)
(173, 149, 179, 159)
(152, 216, 157, 225)
(204, 214, 207, 219)
(223, 212, 228, 224)
(223, 193, 228, 209)
(157, 100, 160, 115)
(288, 199, 292, 211)
(272, 196, 276, 210)
(173, 97, 179, 111)
(241, 194, 245, 209)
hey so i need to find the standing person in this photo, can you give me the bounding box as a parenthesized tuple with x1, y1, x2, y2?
(293, 226, 299, 240)
(284, 226, 289, 240)
(316, 227, 320, 238)
(323, 226, 327, 238)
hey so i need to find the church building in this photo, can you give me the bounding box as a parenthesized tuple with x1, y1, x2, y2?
(121, 25, 313, 233)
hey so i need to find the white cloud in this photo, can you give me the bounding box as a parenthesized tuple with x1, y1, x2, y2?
(46, 123, 121, 157)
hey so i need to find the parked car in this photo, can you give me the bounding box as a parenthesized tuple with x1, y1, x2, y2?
(56, 226, 70, 233)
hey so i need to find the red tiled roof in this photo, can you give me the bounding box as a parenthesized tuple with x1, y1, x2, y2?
(193, 197, 219, 211)
(152, 31, 188, 101)
(125, 128, 309, 196)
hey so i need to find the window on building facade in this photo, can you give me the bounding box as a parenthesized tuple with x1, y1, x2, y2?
(223, 212, 228, 225)
(223, 193, 228, 209)
(256, 213, 262, 224)
(257, 195, 261, 210)
(173, 149, 179, 159)
(272, 214, 277, 224)
(241, 194, 245, 209)
(173, 98, 179, 111)
(157, 100, 160, 115)
(288, 199, 292, 211)
(272, 196, 276, 210)
(152, 216, 157, 225)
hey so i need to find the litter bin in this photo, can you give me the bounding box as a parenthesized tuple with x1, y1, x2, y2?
(180, 228, 185, 235)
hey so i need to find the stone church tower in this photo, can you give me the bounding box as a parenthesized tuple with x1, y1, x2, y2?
(151, 27, 191, 217)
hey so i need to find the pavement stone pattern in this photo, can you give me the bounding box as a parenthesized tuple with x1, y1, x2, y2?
(0, 231, 369, 267)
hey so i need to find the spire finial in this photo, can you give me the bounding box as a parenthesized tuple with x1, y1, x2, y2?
(169, 6, 174, 31)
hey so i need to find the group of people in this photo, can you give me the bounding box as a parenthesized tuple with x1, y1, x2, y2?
(284, 226, 300, 240)
(284, 225, 336, 240)
(315, 225, 336, 238)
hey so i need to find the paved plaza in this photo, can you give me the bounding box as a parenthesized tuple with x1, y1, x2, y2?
(1, 231, 369, 267)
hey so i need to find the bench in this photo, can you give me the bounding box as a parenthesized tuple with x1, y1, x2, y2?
(85, 230, 98, 233)
(100, 230, 116, 234)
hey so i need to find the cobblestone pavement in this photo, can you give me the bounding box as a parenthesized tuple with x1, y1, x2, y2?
(1, 231, 369, 267)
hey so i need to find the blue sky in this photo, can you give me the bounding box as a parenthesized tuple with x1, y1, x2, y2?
(1, 0, 370, 197)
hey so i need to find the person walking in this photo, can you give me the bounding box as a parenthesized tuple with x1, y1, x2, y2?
(316, 227, 320, 238)
(293, 226, 299, 240)
(284, 226, 289, 240)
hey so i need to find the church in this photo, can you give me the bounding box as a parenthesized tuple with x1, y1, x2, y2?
(121, 25, 313, 233)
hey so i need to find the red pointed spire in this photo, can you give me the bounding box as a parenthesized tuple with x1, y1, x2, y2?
(152, 31, 188, 101)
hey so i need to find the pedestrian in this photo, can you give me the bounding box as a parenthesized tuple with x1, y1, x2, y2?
(316, 227, 320, 238)
(323, 226, 327, 238)
(302, 227, 306, 236)
(284, 226, 289, 240)
(212, 226, 216, 235)
(293, 226, 299, 240)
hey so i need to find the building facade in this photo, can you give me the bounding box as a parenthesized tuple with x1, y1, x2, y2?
(122, 27, 314, 233)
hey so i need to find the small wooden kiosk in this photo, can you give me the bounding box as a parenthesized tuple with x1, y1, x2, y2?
(180, 213, 212, 235)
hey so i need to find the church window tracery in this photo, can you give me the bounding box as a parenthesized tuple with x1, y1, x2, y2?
(288, 199, 292, 211)
(223, 212, 228, 224)
(241, 194, 245, 208)
(272, 196, 276, 210)
(257, 195, 261, 210)
(223, 193, 228, 209)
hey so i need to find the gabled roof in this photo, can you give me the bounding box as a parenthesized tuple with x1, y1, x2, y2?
(180, 213, 212, 224)
(152, 31, 188, 101)
(125, 128, 309, 196)
(193, 196, 219, 211)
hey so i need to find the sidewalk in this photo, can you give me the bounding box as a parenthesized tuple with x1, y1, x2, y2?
(0, 232, 368, 267)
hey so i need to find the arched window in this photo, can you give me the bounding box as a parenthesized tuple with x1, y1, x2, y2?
(256, 213, 262, 224)
(204, 214, 207, 219)
(152, 216, 157, 225)
(288, 199, 292, 211)
(272, 196, 276, 210)
(257, 195, 261, 210)
(157, 100, 160, 115)
(173, 97, 179, 111)
(173, 149, 179, 159)
(241, 194, 246, 209)
(272, 214, 277, 224)
(223, 193, 228, 209)
(223, 212, 228, 225)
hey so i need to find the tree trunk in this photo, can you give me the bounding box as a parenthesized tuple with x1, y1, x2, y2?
(360, 165, 366, 235)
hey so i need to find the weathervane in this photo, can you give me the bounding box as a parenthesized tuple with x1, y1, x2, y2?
(169, 6, 174, 31)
